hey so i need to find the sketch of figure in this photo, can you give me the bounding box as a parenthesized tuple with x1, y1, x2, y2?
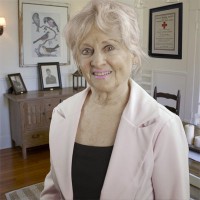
(44, 17, 59, 32)
(42, 44, 60, 55)
(46, 68, 57, 84)
(33, 31, 50, 44)
(32, 13, 40, 32)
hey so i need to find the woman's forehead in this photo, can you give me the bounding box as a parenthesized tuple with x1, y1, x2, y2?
(80, 26, 122, 45)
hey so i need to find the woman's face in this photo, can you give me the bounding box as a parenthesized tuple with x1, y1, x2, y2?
(78, 27, 135, 93)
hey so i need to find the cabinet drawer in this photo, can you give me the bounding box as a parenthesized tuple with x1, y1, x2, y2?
(44, 98, 61, 111)
(22, 100, 47, 130)
(45, 111, 53, 124)
(23, 130, 49, 148)
(60, 97, 67, 102)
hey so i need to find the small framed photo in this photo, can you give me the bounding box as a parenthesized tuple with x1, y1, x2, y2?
(148, 3, 183, 59)
(8, 73, 27, 95)
(38, 62, 62, 90)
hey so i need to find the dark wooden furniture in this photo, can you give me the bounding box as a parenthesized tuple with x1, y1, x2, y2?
(5, 88, 80, 159)
(153, 86, 181, 115)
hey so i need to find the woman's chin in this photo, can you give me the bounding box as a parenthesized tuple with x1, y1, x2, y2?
(91, 83, 117, 93)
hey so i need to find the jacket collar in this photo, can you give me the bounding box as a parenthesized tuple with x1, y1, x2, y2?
(60, 79, 159, 127)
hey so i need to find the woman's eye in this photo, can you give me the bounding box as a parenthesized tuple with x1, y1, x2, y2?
(81, 48, 93, 55)
(104, 45, 115, 52)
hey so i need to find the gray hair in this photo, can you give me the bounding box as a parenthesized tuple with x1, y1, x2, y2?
(64, 0, 143, 68)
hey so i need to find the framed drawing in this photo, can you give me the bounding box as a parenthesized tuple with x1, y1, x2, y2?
(8, 73, 27, 95)
(148, 3, 183, 59)
(18, 0, 70, 67)
(38, 62, 62, 90)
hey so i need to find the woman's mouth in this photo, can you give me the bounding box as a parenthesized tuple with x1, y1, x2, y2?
(92, 71, 112, 79)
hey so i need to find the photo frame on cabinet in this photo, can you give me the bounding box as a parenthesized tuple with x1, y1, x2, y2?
(18, 0, 70, 67)
(8, 73, 27, 95)
(38, 62, 62, 91)
(148, 3, 183, 59)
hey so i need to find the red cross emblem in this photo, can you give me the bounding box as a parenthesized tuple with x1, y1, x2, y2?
(162, 21, 167, 29)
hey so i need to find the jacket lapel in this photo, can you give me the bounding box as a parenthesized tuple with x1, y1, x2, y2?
(49, 89, 89, 199)
(100, 80, 159, 199)
(100, 117, 158, 199)
(49, 110, 78, 199)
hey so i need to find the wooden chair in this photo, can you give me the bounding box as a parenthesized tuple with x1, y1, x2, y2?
(153, 86, 181, 115)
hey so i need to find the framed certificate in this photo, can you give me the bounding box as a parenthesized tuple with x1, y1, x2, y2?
(148, 3, 183, 59)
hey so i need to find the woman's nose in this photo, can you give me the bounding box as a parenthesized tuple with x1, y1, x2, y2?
(91, 51, 106, 67)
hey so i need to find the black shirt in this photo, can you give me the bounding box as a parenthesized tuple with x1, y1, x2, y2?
(72, 142, 113, 200)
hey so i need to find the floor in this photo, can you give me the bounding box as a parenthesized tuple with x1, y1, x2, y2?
(0, 145, 50, 200)
(0, 146, 200, 199)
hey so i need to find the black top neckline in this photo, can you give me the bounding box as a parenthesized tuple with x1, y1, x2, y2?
(74, 142, 114, 149)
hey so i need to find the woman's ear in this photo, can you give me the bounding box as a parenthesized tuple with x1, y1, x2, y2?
(132, 55, 139, 65)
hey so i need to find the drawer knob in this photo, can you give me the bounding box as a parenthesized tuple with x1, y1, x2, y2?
(32, 134, 40, 139)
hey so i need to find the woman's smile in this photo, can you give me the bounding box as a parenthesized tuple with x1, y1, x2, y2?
(92, 70, 112, 79)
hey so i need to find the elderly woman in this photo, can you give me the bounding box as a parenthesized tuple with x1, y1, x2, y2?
(40, 0, 189, 199)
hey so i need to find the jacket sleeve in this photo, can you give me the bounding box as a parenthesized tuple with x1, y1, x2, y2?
(40, 166, 62, 200)
(40, 107, 69, 200)
(152, 115, 190, 200)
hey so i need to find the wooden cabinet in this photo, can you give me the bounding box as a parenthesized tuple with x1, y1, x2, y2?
(5, 88, 80, 158)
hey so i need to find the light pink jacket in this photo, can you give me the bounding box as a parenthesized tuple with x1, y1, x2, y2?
(40, 79, 189, 200)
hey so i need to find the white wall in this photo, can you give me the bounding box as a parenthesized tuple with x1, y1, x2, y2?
(0, 0, 199, 149)
(140, 0, 200, 122)
(0, 0, 87, 149)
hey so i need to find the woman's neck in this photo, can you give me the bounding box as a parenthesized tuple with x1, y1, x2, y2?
(89, 81, 130, 106)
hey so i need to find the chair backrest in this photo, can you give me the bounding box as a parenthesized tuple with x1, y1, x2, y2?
(153, 86, 181, 115)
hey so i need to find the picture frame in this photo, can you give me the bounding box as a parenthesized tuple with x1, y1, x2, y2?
(148, 3, 183, 59)
(8, 73, 27, 95)
(18, 0, 70, 67)
(38, 62, 62, 91)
